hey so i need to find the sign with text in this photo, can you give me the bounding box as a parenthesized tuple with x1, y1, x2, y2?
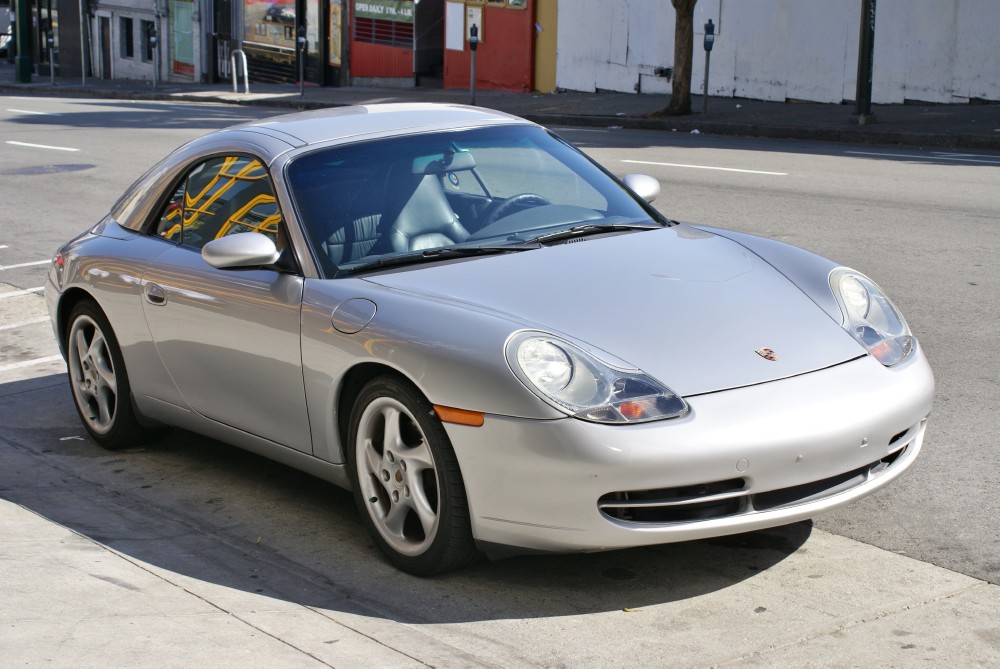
(355, 0, 414, 23)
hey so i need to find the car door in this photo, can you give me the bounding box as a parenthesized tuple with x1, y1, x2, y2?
(139, 154, 312, 453)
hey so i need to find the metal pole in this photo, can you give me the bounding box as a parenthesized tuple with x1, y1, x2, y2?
(79, 0, 86, 86)
(49, 39, 54, 85)
(15, 0, 32, 82)
(470, 50, 476, 105)
(702, 49, 710, 116)
(153, 19, 160, 91)
(854, 0, 877, 123)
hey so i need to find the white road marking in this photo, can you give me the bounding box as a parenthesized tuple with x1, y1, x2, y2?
(0, 245, 8, 250)
(0, 260, 50, 270)
(6, 108, 58, 116)
(844, 150, 1000, 165)
(5, 141, 80, 152)
(0, 286, 44, 299)
(0, 316, 50, 332)
(0, 355, 63, 372)
(621, 159, 788, 176)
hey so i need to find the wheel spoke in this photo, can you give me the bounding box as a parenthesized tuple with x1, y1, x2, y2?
(381, 406, 404, 451)
(409, 484, 438, 537)
(383, 498, 409, 536)
(74, 328, 89, 365)
(94, 357, 117, 395)
(96, 386, 114, 426)
(403, 440, 434, 471)
(87, 331, 106, 363)
(363, 440, 383, 478)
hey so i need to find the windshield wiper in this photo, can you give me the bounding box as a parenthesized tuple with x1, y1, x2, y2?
(528, 222, 663, 245)
(342, 243, 541, 276)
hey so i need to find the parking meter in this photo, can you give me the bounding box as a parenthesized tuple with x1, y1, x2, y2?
(469, 24, 478, 105)
(703, 19, 715, 52)
(298, 25, 307, 96)
(149, 24, 158, 48)
(47, 30, 55, 84)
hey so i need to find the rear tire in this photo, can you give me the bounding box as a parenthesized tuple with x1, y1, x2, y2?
(65, 301, 153, 450)
(348, 376, 480, 575)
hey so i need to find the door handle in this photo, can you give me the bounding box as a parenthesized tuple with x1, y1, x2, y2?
(144, 282, 167, 306)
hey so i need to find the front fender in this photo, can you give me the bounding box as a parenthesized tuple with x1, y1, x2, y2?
(301, 277, 561, 463)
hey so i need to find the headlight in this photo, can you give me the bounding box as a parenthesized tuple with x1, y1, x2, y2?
(506, 332, 688, 424)
(830, 268, 914, 366)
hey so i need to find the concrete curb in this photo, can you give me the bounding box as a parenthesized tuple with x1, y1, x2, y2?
(4, 83, 1000, 150)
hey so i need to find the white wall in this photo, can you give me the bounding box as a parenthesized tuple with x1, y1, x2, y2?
(557, 0, 1000, 104)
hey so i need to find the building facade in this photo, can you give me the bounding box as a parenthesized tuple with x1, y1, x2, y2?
(17, 0, 996, 104)
(557, 0, 1000, 104)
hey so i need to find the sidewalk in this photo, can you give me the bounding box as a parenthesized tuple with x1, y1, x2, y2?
(3, 491, 999, 667)
(3, 62, 1000, 149)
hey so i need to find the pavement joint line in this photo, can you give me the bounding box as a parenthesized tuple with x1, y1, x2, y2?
(0, 260, 50, 270)
(0, 286, 44, 299)
(0, 355, 63, 372)
(621, 159, 788, 176)
(713, 576, 992, 667)
(0, 316, 51, 332)
(304, 603, 501, 669)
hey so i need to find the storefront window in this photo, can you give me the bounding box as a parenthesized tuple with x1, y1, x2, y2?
(171, 0, 195, 76)
(245, 0, 297, 51)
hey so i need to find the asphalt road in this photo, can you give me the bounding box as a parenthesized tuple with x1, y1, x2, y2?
(1, 95, 997, 595)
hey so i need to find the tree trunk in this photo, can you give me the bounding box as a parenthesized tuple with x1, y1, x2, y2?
(665, 0, 698, 116)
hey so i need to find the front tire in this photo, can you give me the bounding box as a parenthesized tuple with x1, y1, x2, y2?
(65, 301, 151, 450)
(348, 376, 479, 575)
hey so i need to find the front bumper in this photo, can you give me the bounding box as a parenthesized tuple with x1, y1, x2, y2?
(446, 351, 934, 553)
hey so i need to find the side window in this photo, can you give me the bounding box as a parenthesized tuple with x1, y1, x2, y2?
(154, 156, 284, 251)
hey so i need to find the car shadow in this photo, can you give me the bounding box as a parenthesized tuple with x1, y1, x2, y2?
(0, 374, 812, 625)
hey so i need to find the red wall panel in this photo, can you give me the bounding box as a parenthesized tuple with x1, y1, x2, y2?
(444, 4, 534, 92)
(350, 41, 413, 78)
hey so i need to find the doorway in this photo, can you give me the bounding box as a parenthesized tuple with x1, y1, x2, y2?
(414, 0, 443, 86)
(99, 16, 111, 78)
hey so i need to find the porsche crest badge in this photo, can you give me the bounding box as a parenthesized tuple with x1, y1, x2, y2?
(755, 347, 778, 361)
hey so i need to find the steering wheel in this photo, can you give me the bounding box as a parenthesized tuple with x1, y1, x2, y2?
(482, 193, 551, 226)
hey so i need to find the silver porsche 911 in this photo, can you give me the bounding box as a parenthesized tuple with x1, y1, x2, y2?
(46, 104, 934, 575)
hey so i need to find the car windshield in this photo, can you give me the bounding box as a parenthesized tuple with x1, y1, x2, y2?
(286, 124, 663, 277)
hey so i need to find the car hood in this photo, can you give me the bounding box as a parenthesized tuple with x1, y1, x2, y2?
(363, 226, 864, 396)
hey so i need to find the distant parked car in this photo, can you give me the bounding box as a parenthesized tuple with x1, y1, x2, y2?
(264, 1, 295, 24)
(46, 104, 934, 575)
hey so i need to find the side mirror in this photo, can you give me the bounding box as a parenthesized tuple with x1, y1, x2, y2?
(622, 173, 660, 204)
(202, 232, 281, 269)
